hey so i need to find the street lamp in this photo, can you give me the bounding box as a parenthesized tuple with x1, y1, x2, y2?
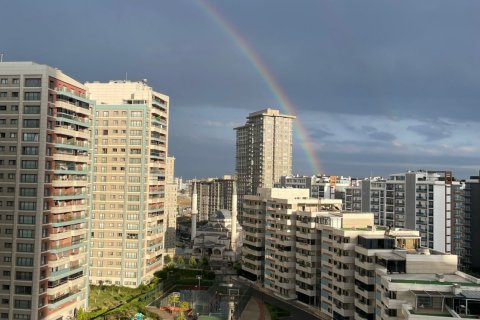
(196, 275, 202, 289)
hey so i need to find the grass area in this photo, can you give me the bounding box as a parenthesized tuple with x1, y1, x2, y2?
(77, 268, 217, 319)
(89, 285, 145, 310)
(266, 303, 291, 320)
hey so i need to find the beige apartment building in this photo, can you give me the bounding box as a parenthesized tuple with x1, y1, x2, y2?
(0, 62, 92, 320)
(164, 156, 177, 256)
(86, 80, 169, 287)
(235, 109, 295, 219)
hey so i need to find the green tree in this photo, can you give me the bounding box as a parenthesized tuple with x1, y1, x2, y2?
(188, 256, 197, 268)
(164, 254, 172, 265)
(179, 301, 190, 309)
(175, 256, 185, 267)
(169, 294, 180, 308)
(200, 256, 209, 269)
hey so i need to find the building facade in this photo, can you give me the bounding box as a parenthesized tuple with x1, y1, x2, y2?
(463, 172, 480, 272)
(164, 156, 177, 256)
(191, 176, 235, 222)
(344, 178, 386, 225)
(86, 80, 169, 287)
(0, 62, 91, 319)
(235, 109, 295, 217)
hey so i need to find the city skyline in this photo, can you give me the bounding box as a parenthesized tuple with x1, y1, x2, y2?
(1, 1, 479, 179)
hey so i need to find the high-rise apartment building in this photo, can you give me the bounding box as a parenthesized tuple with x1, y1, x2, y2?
(384, 170, 462, 253)
(191, 176, 235, 222)
(86, 80, 169, 287)
(235, 108, 295, 215)
(0, 62, 92, 320)
(344, 178, 386, 225)
(164, 156, 177, 256)
(463, 172, 480, 272)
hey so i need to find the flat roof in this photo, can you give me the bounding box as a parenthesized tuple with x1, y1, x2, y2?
(389, 273, 480, 286)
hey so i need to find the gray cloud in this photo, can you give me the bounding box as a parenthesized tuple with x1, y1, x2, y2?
(407, 124, 451, 141)
(368, 131, 396, 141)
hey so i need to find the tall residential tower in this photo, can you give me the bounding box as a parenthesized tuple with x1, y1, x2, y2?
(0, 62, 92, 320)
(85, 80, 169, 287)
(235, 108, 295, 219)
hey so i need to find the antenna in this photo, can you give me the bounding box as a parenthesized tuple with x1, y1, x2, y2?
(0, 53, 4, 62)
(125, 72, 128, 81)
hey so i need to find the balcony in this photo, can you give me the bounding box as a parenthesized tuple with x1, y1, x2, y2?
(51, 203, 88, 214)
(55, 139, 89, 152)
(55, 87, 93, 104)
(56, 112, 90, 128)
(51, 215, 87, 227)
(47, 289, 82, 309)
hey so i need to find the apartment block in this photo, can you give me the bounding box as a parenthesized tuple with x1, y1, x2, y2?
(0, 62, 91, 320)
(86, 80, 169, 287)
(462, 172, 480, 272)
(276, 175, 353, 199)
(235, 109, 295, 219)
(240, 188, 310, 283)
(191, 176, 235, 222)
(344, 178, 386, 225)
(164, 156, 177, 256)
(385, 171, 463, 253)
(375, 252, 480, 320)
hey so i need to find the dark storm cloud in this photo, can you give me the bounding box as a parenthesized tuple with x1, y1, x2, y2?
(1, 0, 478, 178)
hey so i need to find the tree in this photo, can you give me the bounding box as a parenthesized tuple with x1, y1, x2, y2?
(188, 256, 197, 268)
(169, 294, 180, 308)
(200, 256, 209, 269)
(179, 301, 190, 309)
(175, 256, 185, 267)
(164, 254, 172, 265)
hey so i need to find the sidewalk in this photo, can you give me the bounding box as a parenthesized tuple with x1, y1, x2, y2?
(239, 297, 271, 320)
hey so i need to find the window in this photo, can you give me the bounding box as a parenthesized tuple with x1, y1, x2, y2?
(16, 257, 33, 266)
(103, 111, 109, 117)
(15, 272, 32, 281)
(17, 229, 34, 238)
(130, 120, 142, 126)
(24, 79, 41, 87)
(21, 147, 38, 155)
(16, 244, 34, 253)
(12, 79, 19, 85)
(11, 92, 19, 98)
(23, 106, 40, 114)
(0, 92, 6, 98)
(19, 188, 36, 197)
(18, 216, 35, 224)
(19, 202, 36, 211)
(14, 300, 31, 309)
(3, 257, 11, 263)
(20, 174, 37, 183)
(21, 160, 37, 169)
(131, 111, 142, 117)
(24, 92, 40, 101)
(22, 119, 39, 128)
(0, 79, 7, 84)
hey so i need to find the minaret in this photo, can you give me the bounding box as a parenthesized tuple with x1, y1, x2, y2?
(230, 182, 237, 252)
(191, 181, 198, 240)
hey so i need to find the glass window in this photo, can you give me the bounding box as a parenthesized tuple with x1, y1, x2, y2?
(23, 92, 40, 100)
(24, 79, 41, 87)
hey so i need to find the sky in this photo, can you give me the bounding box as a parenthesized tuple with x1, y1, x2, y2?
(1, 0, 479, 179)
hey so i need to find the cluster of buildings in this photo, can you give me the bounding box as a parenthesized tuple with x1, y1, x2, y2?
(0, 62, 176, 319)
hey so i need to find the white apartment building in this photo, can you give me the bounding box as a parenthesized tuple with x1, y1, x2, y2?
(344, 178, 386, 225)
(86, 80, 169, 287)
(0, 62, 92, 320)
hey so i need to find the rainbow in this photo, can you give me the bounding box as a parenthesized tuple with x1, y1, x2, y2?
(197, 0, 322, 175)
